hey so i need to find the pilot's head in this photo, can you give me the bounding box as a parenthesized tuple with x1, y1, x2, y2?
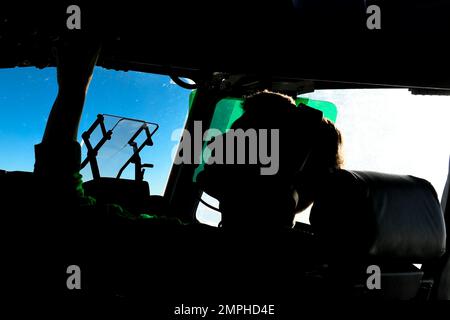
(294, 116, 344, 214)
(225, 90, 344, 227)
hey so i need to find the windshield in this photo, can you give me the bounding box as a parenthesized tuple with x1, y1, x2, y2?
(0, 67, 190, 195)
(304, 89, 450, 196)
(1, 68, 450, 219)
(196, 88, 450, 226)
(298, 88, 450, 225)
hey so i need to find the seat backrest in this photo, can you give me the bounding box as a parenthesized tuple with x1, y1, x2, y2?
(437, 257, 450, 299)
(83, 177, 151, 214)
(310, 170, 447, 299)
(437, 157, 450, 299)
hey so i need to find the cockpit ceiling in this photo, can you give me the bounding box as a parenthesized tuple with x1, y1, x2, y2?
(1, 1, 450, 90)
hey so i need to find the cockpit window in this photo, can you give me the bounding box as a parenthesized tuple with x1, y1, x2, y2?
(195, 89, 450, 226)
(0, 67, 57, 172)
(295, 88, 450, 224)
(303, 89, 450, 198)
(0, 67, 191, 195)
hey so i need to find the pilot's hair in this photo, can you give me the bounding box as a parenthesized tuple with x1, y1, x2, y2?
(313, 117, 344, 171)
(242, 90, 296, 114)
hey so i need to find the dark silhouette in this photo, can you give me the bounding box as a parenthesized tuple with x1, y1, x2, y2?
(34, 39, 101, 204)
(25, 39, 343, 301)
(197, 90, 343, 230)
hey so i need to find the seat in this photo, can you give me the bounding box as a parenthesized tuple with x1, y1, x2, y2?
(83, 178, 150, 209)
(310, 170, 446, 299)
(436, 157, 450, 299)
(83, 177, 170, 217)
(437, 257, 450, 299)
(421, 156, 450, 300)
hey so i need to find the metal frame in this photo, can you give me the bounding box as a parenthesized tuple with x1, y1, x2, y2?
(80, 114, 159, 181)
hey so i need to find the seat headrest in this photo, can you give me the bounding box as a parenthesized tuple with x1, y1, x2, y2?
(310, 170, 446, 261)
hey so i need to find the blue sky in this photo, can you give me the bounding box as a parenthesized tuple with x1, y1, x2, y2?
(0, 66, 191, 195)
